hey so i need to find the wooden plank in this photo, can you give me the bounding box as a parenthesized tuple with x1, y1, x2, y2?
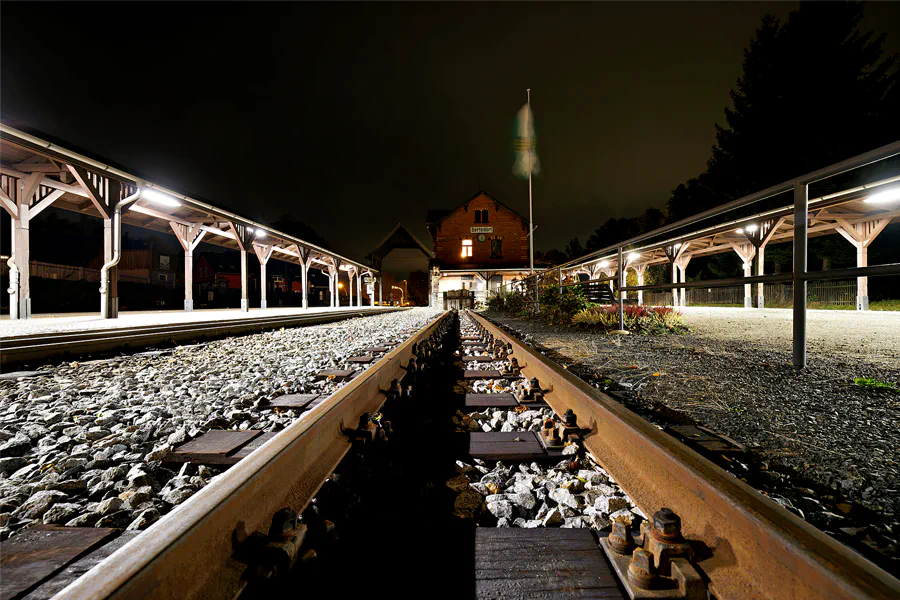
(668, 425, 746, 453)
(464, 370, 510, 379)
(347, 355, 374, 364)
(221, 432, 278, 465)
(475, 528, 624, 599)
(462, 340, 486, 346)
(267, 394, 319, 409)
(461, 335, 483, 341)
(364, 346, 392, 354)
(0, 526, 119, 600)
(23, 532, 141, 600)
(164, 430, 262, 464)
(463, 355, 495, 363)
(314, 369, 356, 382)
(465, 393, 518, 408)
(469, 431, 546, 461)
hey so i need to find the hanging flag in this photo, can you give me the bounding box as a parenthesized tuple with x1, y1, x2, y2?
(512, 103, 539, 179)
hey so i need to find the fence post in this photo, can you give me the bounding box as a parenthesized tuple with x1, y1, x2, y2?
(793, 181, 808, 369)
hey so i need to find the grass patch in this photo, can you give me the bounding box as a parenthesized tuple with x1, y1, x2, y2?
(854, 378, 899, 393)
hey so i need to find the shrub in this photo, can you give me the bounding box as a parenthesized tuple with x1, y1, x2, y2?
(540, 286, 589, 326)
(572, 304, 686, 333)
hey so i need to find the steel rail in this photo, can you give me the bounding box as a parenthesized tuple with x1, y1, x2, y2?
(1, 308, 404, 367)
(54, 310, 451, 600)
(469, 311, 900, 600)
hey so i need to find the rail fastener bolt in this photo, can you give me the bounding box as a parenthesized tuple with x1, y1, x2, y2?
(628, 548, 658, 590)
(608, 519, 636, 555)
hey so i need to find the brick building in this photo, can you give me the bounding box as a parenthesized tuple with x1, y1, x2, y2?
(426, 191, 533, 305)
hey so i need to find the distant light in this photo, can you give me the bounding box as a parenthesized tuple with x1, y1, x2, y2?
(598, 260, 610, 268)
(255, 229, 267, 238)
(338, 283, 344, 289)
(735, 228, 744, 234)
(865, 187, 900, 204)
(140, 188, 181, 207)
(745, 224, 759, 233)
(628, 252, 640, 261)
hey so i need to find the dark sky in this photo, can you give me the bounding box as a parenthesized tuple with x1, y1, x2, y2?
(3, 2, 899, 263)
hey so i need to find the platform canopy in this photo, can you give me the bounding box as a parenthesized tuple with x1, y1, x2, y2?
(0, 124, 376, 276)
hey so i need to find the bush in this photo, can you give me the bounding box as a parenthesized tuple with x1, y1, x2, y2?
(572, 304, 686, 333)
(540, 286, 589, 326)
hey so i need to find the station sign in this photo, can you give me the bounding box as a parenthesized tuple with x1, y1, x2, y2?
(470, 226, 493, 234)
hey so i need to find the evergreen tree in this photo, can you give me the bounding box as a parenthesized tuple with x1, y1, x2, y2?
(667, 2, 899, 222)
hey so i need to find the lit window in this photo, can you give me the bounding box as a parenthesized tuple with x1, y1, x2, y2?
(461, 239, 473, 258)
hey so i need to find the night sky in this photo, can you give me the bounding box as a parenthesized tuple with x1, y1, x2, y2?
(3, 2, 899, 262)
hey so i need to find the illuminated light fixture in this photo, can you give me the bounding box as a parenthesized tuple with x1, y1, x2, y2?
(598, 260, 610, 268)
(255, 229, 266, 238)
(865, 187, 900, 204)
(745, 224, 759, 233)
(140, 188, 181, 207)
(628, 252, 640, 261)
(735, 228, 744, 234)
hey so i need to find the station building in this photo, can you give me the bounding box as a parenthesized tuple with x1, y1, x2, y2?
(426, 191, 533, 306)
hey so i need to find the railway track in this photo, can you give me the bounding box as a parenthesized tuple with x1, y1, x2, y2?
(4, 309, 899, 599)
(0, 307, 404, 368)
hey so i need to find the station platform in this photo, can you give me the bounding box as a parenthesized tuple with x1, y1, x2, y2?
(0, 305, 388, 339)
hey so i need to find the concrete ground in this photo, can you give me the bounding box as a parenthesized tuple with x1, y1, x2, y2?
(0, 305, 386, 338)
(679, 306, 900, 367)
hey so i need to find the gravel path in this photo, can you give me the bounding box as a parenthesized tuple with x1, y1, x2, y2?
(0, 308, 442, 539)
(484, 309, 900, 523)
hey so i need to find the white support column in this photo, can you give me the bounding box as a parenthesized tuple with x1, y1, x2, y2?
(240, 250, 249, 311)
(677, 255, 691, 307)
(356, 273, 362, 307)
(756, 245, 765, 309)
(253, 243, 274, 309)
(671, 263, 678, 307)
(633, 264, 647, 306)
(731, 243, 757, 309)
(13, 202, 30, 318)
(170, 222, 206, 312)
(379, 278, 383, 306)
(347, 268, 355, 307)
(297, 247, 311, 310)
(836, 218, 890, 311)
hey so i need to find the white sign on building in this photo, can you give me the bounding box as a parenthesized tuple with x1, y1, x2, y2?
(470, 226, 494, 234)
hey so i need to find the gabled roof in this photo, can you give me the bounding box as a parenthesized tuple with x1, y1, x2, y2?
(426, 190, 528, 226)
(367, 223, 434, 261)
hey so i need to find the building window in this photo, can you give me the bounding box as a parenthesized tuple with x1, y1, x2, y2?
(461, 239, 473, 258)
(491, 238, 503, 259)
(481, 209, 488, 223)
(158, 273, 168, 282)
(159, 255, 171, 270)
(474, 210, 481, 223)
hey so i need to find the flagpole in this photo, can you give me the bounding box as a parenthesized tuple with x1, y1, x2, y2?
(527, 88, 534, 275)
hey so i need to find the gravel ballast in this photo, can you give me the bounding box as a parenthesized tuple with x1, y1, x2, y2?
(0, 307, 442, 539)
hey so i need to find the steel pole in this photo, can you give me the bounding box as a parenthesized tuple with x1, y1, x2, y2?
(793, 182, 808, 368)
(617, 247, 625, 331)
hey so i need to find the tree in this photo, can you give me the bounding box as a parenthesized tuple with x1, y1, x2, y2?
(565, 237, 584, 260)
(667, 2, 899, 222)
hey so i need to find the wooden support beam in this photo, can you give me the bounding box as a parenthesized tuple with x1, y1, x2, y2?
(28, 189, 66, 218)
(0, 186, 16, 217)
(66, 165, 109, 219)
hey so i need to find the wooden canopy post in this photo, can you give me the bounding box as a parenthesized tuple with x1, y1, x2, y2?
(228, 223, 254, 312)
(379, 277, 383, 306)
(347, 267, 356, 307)
(356, 272, 363, 307)
(676, 255, 692, 307)
(253, 243, 275, 309)
(632, 263, 647, 306)
(296, 246, 311, 309)
(664, 242, 690, 308)
(835, 217, 891, 310)
(170, 221, 206, 311)
(730, 243, 757, 308)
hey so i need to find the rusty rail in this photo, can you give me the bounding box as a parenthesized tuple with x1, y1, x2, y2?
(54, 311, 451, 600)
(469, 310, 900, 600)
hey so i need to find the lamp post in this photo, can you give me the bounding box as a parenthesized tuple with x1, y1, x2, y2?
(391, 285, 404, 306)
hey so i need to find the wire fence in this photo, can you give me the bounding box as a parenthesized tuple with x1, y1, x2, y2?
(2, 260, 154, 284)
(641, 279, 857, 307)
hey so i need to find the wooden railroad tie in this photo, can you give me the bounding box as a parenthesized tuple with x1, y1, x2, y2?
(163, 430, 278, 466)
(314, 369, 357, 382)
(475, 528, 625, 599)
(347, 355, 375, 364)
(463, 355, 495, 363)
(464, 393, 518, 408)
